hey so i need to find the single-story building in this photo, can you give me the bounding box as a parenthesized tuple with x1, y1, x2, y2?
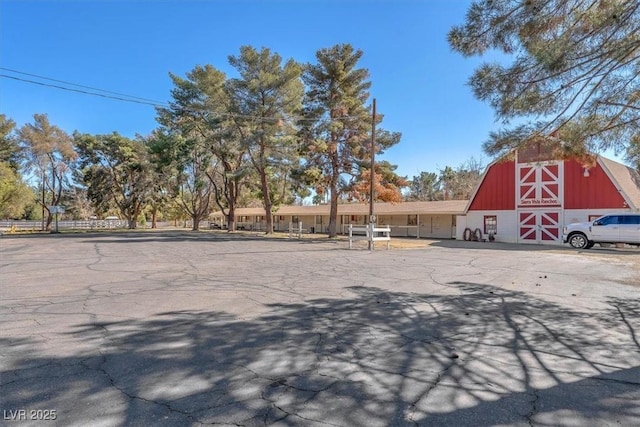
(211, 141, 640, 246)
(210, 200, 467, 239)
(456, 141, 640, 245)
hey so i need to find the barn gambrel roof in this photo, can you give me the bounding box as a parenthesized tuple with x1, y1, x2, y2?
(599, 156, 640, 211)
(464, 150, 640, 213)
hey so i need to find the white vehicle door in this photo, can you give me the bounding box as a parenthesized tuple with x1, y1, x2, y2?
(590, 215, 621, 242)
(619, 215, 640, 244)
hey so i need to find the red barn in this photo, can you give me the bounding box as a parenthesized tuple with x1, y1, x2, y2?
(458, 141, 640, 245)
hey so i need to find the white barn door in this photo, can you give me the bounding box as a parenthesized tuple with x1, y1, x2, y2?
(518, 210, 561, 244)
(516, 161, 563, 244)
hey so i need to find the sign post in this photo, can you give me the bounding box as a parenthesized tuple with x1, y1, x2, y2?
(49, 206, 65, 233)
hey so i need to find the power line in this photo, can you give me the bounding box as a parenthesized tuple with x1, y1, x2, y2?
(0, 67, 168, 105)
(0, 74, 170, 108)
(1, 68, 375, 124)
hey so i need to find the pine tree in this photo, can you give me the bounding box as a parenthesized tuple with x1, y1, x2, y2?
(301, 44, 400, 237)
(228, 46, 304, 234)
(158, 64, 247, 231)
(449, 0, 640, 160)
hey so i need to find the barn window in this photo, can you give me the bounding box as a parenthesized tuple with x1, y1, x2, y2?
(484, 215, 497, 235)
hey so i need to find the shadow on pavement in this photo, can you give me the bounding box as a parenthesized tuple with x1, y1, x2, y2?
(427, 239, 640, 255)
(2, 283, 640, 426)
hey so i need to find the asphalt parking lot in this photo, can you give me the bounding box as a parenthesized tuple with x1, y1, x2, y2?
(1, 231, 639, 426)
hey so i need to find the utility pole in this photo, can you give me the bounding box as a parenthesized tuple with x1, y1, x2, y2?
(368, 98, 376, 250)
(41, 171, 45, 231)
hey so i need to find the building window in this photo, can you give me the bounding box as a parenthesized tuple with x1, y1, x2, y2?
(484, 215, 497, 235)
(408, 215, 417, 226)
(588, 215, 601, 221)
(256, 216, 264, 222)
(292, 216, 299, 224)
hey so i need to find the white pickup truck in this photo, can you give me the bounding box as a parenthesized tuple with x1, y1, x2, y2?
(562, 213, 640, 249)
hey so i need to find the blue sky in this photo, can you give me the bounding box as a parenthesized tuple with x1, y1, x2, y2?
(2, 0, 505, 178)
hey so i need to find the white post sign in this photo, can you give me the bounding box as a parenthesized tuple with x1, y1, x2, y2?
(49, 206, 65, 232)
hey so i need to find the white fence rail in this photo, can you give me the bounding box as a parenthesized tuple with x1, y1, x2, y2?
(288, 222, 306, 239)
(0, 219, 125, 231)
(348, 224, 391, 250)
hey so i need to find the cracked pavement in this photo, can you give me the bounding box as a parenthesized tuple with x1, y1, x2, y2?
(1, 231, 640, 426)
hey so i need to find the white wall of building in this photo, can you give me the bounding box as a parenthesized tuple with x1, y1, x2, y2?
(463, 211, 518, 243)
(418, 214, 455, 239)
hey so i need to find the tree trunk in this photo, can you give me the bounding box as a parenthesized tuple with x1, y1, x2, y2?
(227, 203, 236, 232)
(327, 151, 340, 238)
(45, 212, 53, 232)
(260, 169, 273, 234)
(328, 187, 339, 238)
(192, 213, 200, 231)
(151, 210, 157, 229)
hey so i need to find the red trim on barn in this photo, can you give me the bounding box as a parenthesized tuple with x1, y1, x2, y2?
(468, 160, 516, 211)
(563, 159, 626, 209)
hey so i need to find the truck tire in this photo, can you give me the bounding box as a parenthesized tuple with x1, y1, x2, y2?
(568, 233, 589, 249)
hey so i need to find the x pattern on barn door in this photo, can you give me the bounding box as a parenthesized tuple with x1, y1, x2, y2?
(518, 163, 561, 207)
(517, 162, 563, 243)
(519, 211, 560, 242)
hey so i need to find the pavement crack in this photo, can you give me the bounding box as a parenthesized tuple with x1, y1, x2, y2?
(82, 354, 200, 424)
(406, 360, 457, 425)
(525, 387, 539, 427)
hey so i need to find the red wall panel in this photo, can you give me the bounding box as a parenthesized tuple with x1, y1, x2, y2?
(564, 160, 626, 209)
(469, 161, 515, 211)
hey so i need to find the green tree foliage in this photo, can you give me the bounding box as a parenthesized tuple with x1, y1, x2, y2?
(406, 171, 440, 201)
(627, 137, 640, 170)
(146, 129, 213, 231)
(18, 114, 76, 230)
(300, 44, 401, 237)
(228, 46, 304, 234)
(439, 166, 457, 201)
(449, 0, 640, 159)
(157, 64, 248, 232)
(0, 114, 33, 219)
(0, 162, 34, 218)
(0, 114, 21, 170)
(74, 132, 157, 229)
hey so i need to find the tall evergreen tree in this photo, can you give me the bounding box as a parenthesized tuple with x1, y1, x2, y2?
(158, 64, 249, 232)
(228, 46, 304, 234)
(301, 44, 401, 237)
(449, 0, 640, 159)
(406, 171, 440, 201)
